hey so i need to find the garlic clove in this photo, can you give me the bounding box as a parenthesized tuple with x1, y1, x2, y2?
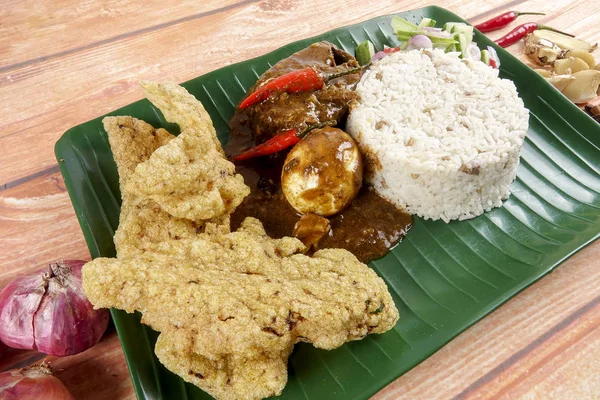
(524, 42, 564, 66)
(553, 57, 589, 75)
(568, 50, 596, 69)
(534, 69, 552, 78)
(561, 70, 600, 104)
(532, 30, 597, 52)
(546, 74, 576, 92)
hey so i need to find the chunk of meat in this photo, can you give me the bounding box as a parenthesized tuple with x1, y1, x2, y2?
(243, 41, 360, 143)
(292, 213, 331, 249)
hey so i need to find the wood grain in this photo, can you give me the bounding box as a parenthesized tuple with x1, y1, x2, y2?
(372, 244, 600, 400)
(0, 170, 89, 286)
(0, 0, 248, 70)
(0, 0, 599, 399)
(0, 0, 554, 184)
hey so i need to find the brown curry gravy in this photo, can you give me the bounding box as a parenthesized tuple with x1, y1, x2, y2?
(226, 118, 412, 263)
(227, 41, 412, 262)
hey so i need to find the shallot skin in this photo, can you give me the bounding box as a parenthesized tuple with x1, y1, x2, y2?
(0, 362, 75, 400)
(0, 261, 110, 356)
(0, 275, 44, 350)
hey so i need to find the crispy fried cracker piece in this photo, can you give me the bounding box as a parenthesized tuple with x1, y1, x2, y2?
(103, 116, 229, 257)
(115, 196, 230, 257)
(155, 331, 291, 400)
(103, 116, 173, 186)
(126, 82, 250, 221)
(83, 218, 399, 400)
(140, 80, 224, 154)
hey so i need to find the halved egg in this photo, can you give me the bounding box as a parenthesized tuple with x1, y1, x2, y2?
(281, 127, 363, 216)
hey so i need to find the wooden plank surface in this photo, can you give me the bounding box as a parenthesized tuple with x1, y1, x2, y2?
(0, 0, 598, 399)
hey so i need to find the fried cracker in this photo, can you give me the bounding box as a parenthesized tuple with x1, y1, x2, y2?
(140, 80, 223, 154)
(103, 116, 228, 257)
(125, 82, 250, 221)
(103, 116, 173, 186)
(83, 217, 399, 400)
(94, 84, 399, 400)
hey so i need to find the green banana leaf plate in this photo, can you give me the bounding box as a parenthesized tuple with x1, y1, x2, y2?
(55, 6, 600, 400)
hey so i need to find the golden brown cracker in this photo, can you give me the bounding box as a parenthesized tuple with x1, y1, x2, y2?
(126, 127, 249, 221)
(83, 217, 398, 400)
(103, 116, 173, 186)
(103, 116, 229, 257)
(140, 80, 224, 154)
(126, 82, 250, 221)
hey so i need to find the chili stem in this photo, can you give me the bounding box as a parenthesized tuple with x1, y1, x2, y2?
(325, 65, 368, 81)
(513, 11, 545, 16)
(537, 24, 575, 37)
(297, 120, 337, 138)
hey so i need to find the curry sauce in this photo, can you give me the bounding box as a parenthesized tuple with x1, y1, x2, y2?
(226, 121, 412, 263)
(227, 41, 412, 263)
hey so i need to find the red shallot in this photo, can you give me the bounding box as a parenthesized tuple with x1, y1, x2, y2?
(371, 51, 388, 62)
(0, 260, 109, 356)
(407, 35, 433, 50)
(0, 361, 75, 400)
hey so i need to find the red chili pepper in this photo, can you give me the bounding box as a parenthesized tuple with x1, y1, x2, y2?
(232, 121, 336, 161)
(383, 47, 401, 54)
(494, 23, 574, 48)
(474, 11, 545, 33)
(238, 65, 364, 109)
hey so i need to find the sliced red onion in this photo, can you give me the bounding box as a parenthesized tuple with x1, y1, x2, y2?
(466, 43, 481, 61)
(0, 261, 109, 356)
(420, 29, 453, 39)
(407, 35, 433, 50)
(487, 46, 501, 69)
(0, 362, 75, 400)
(372, 51, 388, 62)
(0, 341, 5, 357)
(421, 27, 443, 32)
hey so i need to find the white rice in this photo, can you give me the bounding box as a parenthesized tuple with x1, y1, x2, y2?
(346, 49, 529, 222)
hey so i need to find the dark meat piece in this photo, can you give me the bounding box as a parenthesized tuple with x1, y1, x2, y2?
(292, 213, 331, 249)
(247, 41, 360, 143)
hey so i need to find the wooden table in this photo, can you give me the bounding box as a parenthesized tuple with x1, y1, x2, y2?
(1, 0, 599, 399)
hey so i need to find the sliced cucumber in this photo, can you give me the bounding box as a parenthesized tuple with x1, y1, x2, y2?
(395, 30, 414, 42)
(391, 16, 418, 33)
(355, 40, 375, 66)
(442, 22, 462, 33)
(451, 24, 474, 43)
(481, 49, 490, 65)
(418, 18, 437, 28)
(429, 35, 458, 47)
(454, 33, 469, 58)
(395, 27, 457, 49)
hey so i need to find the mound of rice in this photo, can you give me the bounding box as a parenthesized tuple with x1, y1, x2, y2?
(347, 49, 529, 222)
